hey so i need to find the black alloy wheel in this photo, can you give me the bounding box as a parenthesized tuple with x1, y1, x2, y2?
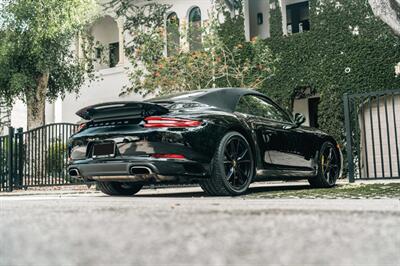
(97, 181, 143, 196)
(200, 131, 255, 196)
(309, 142, 340, 188)
(223, 135, 254, 191)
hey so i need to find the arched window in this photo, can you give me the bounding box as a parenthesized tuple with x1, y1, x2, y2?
(188, 7, 202, 51)
(91, 16, 120, 69)
(166, 12, 180, 56)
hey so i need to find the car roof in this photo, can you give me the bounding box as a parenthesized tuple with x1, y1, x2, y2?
(148, 88, 266, 112)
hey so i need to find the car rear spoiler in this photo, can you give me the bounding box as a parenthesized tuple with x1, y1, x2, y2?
(76, 101, 169, 121)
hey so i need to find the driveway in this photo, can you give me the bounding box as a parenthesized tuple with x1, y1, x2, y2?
(1, 185, 399, 266)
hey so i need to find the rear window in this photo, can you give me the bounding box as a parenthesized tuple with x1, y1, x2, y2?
(152, 101, 207, 110)
(169, 102, 206, 110)
(148, 90, 207, 102)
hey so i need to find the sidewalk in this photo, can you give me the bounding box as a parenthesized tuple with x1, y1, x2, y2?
(0, 185, 99, 197)
(0, 181, 308, 197)
(1, 179, 399, 197)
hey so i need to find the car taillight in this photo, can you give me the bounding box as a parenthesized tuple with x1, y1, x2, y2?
(77, 123, 87, 132)
(144, 116, 202, 128)
(151, 153, 186, 159)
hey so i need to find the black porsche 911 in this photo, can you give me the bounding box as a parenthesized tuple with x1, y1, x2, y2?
(67, 88, 342, 196)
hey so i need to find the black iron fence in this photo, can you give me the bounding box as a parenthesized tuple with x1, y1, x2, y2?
(344, 90, 400, 182)
(0, 131, 12, 191)
(0, 123, 83, 192)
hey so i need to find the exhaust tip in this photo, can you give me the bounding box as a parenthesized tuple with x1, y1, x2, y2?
(130, 166, 152, 175)
(69, 168, 80, 177)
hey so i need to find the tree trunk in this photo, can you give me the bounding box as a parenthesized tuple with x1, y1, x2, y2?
(0, 100, 11, 135)
(369, 0, 400, 36)
(27, 72, 49, 130)
(26, 72, 49, 182)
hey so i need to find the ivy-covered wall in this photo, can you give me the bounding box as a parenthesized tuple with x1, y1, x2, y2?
(116, 0, 399, 145)
(269, 0, 283, 37)
(258, 0, 400, 143)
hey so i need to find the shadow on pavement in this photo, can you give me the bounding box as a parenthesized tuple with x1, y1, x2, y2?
(135, 184, 312, 198)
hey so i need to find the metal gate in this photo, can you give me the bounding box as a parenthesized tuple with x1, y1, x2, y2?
(343, 90, 400, 182)
(0, 123, 84, 192)
(0, 132, 12, 191)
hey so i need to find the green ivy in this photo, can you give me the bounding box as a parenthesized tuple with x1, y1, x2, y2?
(269, 0, 283, 38)
(216, 3, 245, 49)
(261, 0, 400, 143)
(112, 0, 400, 145)
(210, 0, 399, 145)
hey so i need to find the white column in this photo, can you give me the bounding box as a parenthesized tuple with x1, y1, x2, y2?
(243, 0, 251, 41)
(54, 97, 63, 123)
(45, 102, 55, 124)
(395, 62, 400, 77)
(180, 13, 189, 52)
(117, 19, 125, 66)
(280, 0, 288, 35)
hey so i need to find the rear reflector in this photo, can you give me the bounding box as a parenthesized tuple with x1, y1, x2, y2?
(151, 154, 186, 159)
(144, 116, 202, 128)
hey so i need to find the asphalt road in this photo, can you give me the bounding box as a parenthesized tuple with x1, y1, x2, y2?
(1, 186, 399, 266)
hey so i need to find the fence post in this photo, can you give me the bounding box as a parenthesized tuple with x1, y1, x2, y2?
(7, 126, 14, 192)
(343, 94, 355, 183)
(16, 128, 23, 188)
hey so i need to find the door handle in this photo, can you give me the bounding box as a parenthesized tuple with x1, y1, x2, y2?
(283, 124, 297, 130)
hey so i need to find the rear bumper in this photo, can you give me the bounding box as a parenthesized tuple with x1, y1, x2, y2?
(68, 157, 210, 183)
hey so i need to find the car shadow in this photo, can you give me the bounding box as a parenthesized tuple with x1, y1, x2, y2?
(134, 184, 312, 198)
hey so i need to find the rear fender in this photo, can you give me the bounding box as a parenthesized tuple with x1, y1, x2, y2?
(204, 113, 261, 170)
(226, 123, 262, 171)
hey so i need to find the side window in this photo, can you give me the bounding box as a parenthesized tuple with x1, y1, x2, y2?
(236, 96, 251, 114)
(236, 95, 291, 123)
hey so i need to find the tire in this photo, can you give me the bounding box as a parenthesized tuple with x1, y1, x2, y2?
(200, 131, 255, 196)
(308, 141, 341, 188)
(97, 181, 143, 196)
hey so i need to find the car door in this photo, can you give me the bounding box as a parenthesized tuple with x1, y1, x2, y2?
(235, 94, 313, 170)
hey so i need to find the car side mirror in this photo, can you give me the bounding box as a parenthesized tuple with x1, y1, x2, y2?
(294, 113, 306, 126)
